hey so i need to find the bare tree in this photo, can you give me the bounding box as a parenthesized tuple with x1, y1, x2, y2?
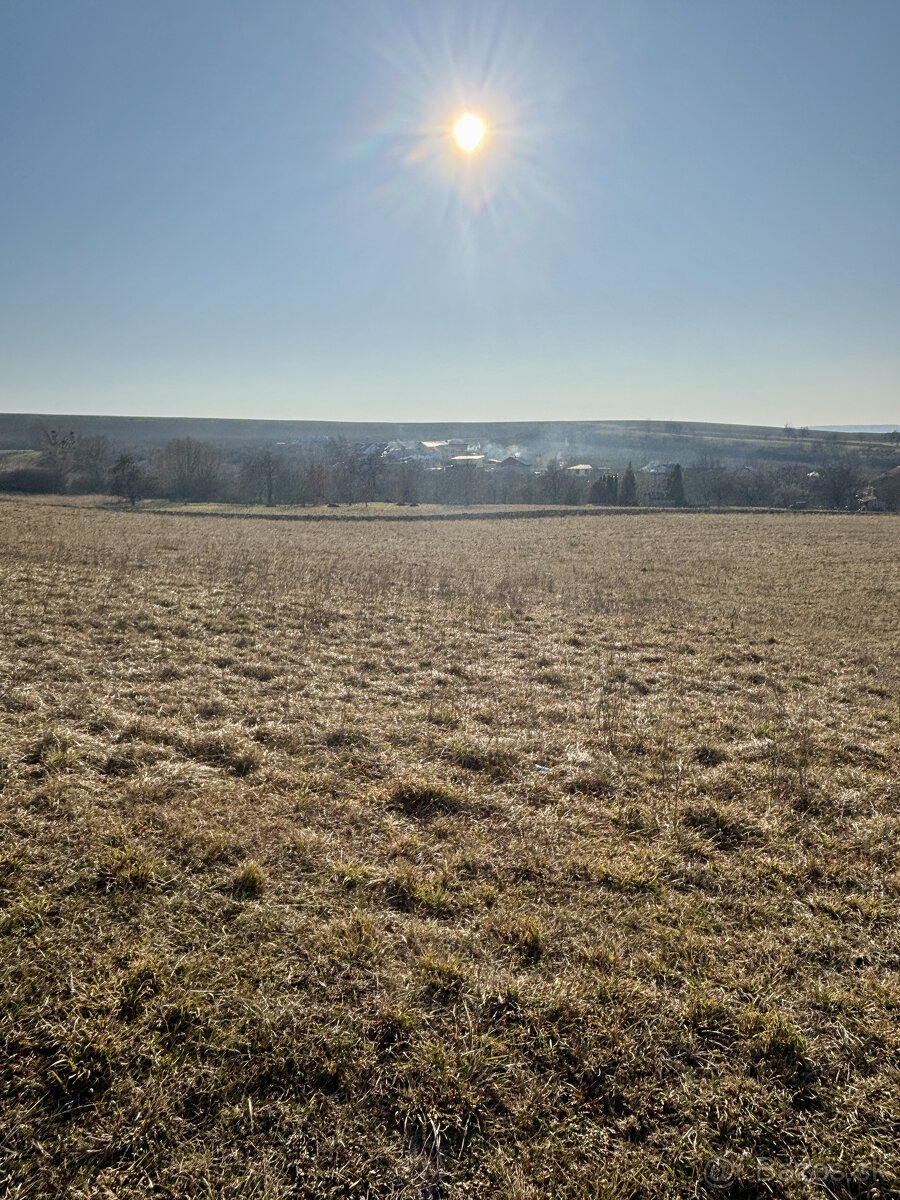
(693, 459, 733, 506)
(816, 462, 862, 509)
(242, 448, 281, 506)
(71, 435, 111, 492)
(541, 460, 565, 504)
(305, 463, 329, 505)
(157, 438, 222, 501)
(36, 426, 77, 489)
(110, 454, 143, 507)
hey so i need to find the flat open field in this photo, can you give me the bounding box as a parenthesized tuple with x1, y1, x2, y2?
(1, 501, 898, 1199)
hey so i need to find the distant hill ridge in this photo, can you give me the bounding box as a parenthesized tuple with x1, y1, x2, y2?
(0, 412, 897, 471)
(811, 425, 899, 433)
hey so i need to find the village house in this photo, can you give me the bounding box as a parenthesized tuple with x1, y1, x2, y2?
(871, 465, 900, 511)
(420, 440, 455, 462)
(495, 455, 532, 474)
(857, 487, 888, 512)
(639, 461, 677, 475)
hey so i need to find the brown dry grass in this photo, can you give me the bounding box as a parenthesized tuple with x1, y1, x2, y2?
(1, 500, 898, 1198)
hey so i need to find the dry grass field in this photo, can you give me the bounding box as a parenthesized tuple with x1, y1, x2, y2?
(1, 499, 898, 1199)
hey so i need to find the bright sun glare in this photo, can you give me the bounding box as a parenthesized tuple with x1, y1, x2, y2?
(453, 112, 486, 153)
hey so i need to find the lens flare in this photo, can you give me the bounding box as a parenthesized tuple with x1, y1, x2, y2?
(343, 3, 568, 293)
(453, 112, 486, 153)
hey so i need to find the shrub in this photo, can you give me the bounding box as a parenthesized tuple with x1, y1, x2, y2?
(96, 847, 158, 890)
(0, 467, 61, 494)
(447, 742, 515, 779)
(682, 803, 757, 849)
(491, 915, 545, 962)
(619, 462, 638, 506)
(0, 895, 50, 935)
(387, 777, 466, 819)
(325, 726, 370, 749)
(694, 744, 729, 767)
(565, 769, 616, 796)
(231, 861, 266, 899)
(185, 733, 260, 776)
(25, 730, 75, 773)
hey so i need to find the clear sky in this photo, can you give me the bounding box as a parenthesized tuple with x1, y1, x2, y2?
(1, 0, 898, 426)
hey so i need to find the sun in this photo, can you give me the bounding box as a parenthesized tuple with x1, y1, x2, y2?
(453, 112, 486, 153)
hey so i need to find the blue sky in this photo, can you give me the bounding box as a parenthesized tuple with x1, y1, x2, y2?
(1, 0, 898, 425)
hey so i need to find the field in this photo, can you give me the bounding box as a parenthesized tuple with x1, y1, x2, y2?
(1, 499, 898, 1198)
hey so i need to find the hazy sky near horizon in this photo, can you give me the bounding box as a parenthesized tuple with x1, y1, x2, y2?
(2, 0, 898, 426)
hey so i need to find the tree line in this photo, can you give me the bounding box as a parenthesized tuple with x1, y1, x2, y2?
(0, 426, 897, 511)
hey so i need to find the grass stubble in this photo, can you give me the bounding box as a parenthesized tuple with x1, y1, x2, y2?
(0, 500, 898, 1198)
